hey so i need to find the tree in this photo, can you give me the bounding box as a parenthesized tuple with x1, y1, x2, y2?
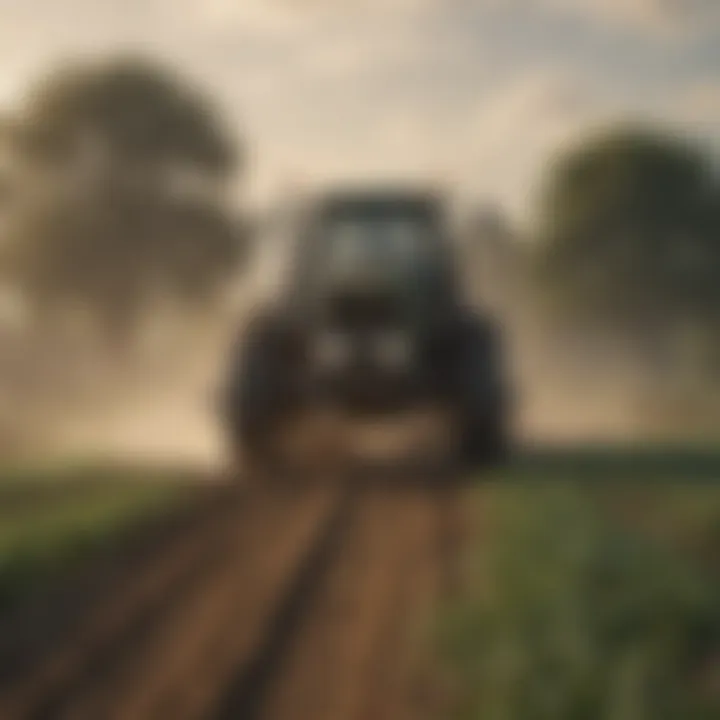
(18, 56, 236, 185)
(6, 56, 245, 343)
(533, 126, 720, 377)
(0, 116, 17, 230)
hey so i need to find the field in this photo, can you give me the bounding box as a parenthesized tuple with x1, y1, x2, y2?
(0, 450, 719, 719)
(0, 463, 202, 613)
(441, 448, 720, 719)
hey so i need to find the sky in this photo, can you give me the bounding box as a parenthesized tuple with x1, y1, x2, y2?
(0, 0, 719, 221)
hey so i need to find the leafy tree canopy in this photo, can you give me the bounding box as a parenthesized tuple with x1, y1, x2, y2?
(5, 55, 246, 341)
(534, 126, 720, 329)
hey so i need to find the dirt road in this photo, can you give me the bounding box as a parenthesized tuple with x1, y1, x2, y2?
(0, 476, 470, 720)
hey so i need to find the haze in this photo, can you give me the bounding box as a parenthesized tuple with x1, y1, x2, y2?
(1, 0, 718, 222)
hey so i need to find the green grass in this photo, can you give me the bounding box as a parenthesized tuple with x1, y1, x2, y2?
(0, 464, 199, 613)
(509, 445, 720, 482)
(441, 454, 720, 720)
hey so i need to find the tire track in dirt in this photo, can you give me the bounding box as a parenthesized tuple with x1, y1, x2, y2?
(236, 481, 468, 720)
(0, 484, 341, 720)
(0, 482, 222, 685)
(357, 484, 470, 720)
(82, 486, 345, 720)
(0, 486, 249, 719)
(0, 475, 471, 720)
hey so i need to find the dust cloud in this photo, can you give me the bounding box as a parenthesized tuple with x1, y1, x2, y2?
(33, 233, 292, 470)
(464, 232, 717, 447)
(6, 216, 715, 471)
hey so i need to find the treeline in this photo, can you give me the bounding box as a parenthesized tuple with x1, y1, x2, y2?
(1, 53, 719, 372)
(530, 126, 720, 385)
(0, 56, 246, 347)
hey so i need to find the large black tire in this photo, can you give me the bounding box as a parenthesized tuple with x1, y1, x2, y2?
(450, 314, 511, 470)
(458, 403, 510, 469)
(222, 313, 297, 475)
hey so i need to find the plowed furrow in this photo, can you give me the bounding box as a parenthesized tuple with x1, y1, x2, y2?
(92, 486, 343, 720)
(0, 476, 469, 720)
(252, 485, 449, 720)
(0, 488, 226, 685)
(0, 487, 262, 719)
(361, 485, 471, 720)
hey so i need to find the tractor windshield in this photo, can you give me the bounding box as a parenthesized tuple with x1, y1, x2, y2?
(288, 193, 457, 314)
(322, 217, 431, 281)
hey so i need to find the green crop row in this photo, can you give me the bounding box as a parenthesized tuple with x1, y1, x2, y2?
(440, 479, 720, 720)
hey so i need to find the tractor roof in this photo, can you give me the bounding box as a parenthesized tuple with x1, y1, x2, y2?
(315, 185, 445, 220)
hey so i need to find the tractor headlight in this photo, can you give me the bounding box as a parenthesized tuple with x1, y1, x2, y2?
(374, 331, 412, 367)
(314, 331, 352, 368)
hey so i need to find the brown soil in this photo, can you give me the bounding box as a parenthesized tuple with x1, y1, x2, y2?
(0, 476, 470, 720)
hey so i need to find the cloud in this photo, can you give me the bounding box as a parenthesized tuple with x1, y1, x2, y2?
(447, 68, 616, 216)
(244, 65, 617, 220)
(678, 82, 720, 121)
(543, 0, 720, 35)
(474, 0, 720, 35)
(177, 0, 316, 38)
(0, 0, 717, 220)
(664, 81, 720, 143)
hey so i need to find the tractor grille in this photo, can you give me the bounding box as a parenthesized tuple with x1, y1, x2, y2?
(326, 289, 404, 330)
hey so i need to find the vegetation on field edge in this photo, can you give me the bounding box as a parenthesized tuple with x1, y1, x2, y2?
(0, 469, 196, 613)
(440, 482, 720, 719)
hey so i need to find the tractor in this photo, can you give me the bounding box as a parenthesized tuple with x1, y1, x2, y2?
(220, 187, 511, 473)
